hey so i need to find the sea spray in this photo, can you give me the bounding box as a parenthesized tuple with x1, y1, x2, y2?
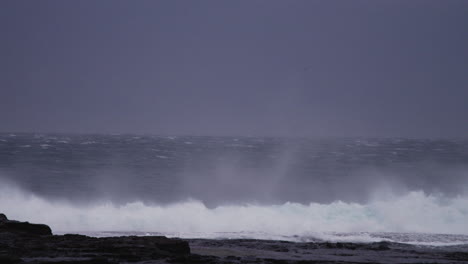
(1, 183, 467, 239)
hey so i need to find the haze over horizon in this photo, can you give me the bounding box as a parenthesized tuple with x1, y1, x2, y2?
(1, 0, 467, 137)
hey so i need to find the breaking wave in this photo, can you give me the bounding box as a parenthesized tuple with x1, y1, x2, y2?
(1, 182, 468, 244)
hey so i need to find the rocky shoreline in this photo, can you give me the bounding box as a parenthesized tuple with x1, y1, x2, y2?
(1, 214, 467, 263)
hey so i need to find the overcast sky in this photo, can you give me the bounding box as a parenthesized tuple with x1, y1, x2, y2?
(1, 0, 467, 137)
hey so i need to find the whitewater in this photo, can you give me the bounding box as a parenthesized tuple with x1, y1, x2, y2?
(1, 133, 468, 246)
(1, 183, 468, 246)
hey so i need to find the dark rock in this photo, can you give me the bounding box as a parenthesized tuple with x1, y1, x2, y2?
(0, 215, 191, 264)
(0, 255, 21, 264)
(1, 233, 191, 263)
(0, 214, 52, 236)
(445, 251, 468, 261)
(263, 258, 290, 264)
(168, 254, 220, 264)
(0, 213, 8, 221)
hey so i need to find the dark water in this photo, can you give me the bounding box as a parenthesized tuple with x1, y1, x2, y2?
(1, 133, 467, 205)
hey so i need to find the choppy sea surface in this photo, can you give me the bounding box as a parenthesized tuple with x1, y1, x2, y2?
(1, 133, 468, 247)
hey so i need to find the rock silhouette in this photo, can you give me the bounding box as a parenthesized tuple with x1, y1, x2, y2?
(0, 214, 52, 236)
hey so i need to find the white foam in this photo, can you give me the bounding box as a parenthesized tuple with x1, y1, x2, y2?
(0, 184, 467, 245)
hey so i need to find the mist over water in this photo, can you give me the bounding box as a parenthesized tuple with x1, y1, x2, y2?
(1, 133, 468, 244)
(1, 182, 468, 245)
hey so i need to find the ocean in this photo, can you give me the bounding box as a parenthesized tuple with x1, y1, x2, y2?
(1, 133, 468, 247)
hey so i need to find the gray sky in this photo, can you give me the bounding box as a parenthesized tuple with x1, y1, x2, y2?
(1, 0, 467, 137)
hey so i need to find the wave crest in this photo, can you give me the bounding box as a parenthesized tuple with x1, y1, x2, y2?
(1, 183, 467, 238)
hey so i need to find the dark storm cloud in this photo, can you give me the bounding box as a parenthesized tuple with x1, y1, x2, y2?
(1, 0, 467, 137)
